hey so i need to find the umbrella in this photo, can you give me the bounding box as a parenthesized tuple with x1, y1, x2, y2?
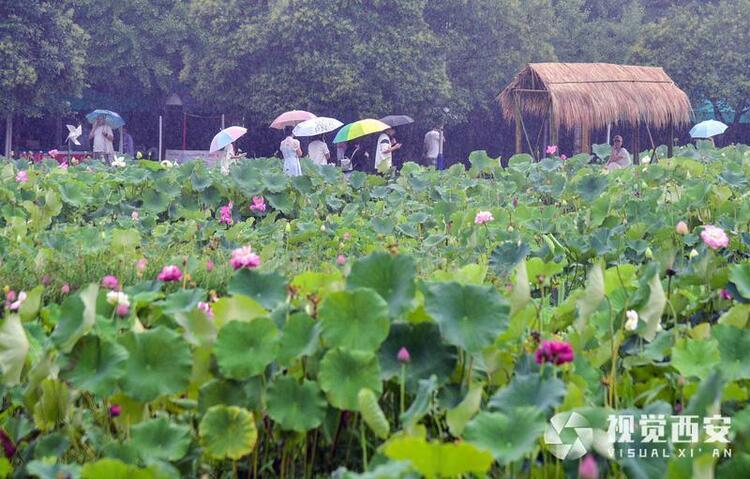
(270, 110, 316, 130)
(85, 109, 125, 129)
(210, 126, 247, 153)
(690, 120, 728, 138)
(293, 117, 343, 137)
(333, 119, 391, 144)
(379, 115, 414, 128)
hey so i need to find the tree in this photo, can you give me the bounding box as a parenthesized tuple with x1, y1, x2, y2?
(73, 0, 188, 110)
(0, 0, 88, 116)
(182, 0, 452, 155)
(634, 0, 750, 136)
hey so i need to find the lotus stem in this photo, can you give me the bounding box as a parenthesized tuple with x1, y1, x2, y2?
(360, 414, 368, 471)
(399, 363, 406, 418)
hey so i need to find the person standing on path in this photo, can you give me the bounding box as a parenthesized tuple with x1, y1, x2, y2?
(374, 128, 401, 173)
(280, 129, 302, 176)
(307, 135, 331, 165)
(89, 116, 114, 163)
(423, 126, 445, 168)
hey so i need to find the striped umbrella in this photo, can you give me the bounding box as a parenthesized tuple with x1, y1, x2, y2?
(209, 126, 247, 153)
(333, 119, 391, 144)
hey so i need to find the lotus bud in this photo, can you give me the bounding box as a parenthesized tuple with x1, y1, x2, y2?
(676, 221, 688, 235)
(688, 249, 699, 259)
(397, 347, 411, 363)
(110, 404, 122, 417)
(644, 247, 653, 259)
(579, 454, 599, 479)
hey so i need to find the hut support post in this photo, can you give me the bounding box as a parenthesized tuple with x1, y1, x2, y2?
(668, 122, 674, 158)
(549, 101, 558, 148)
(582, 126, 591, 154)
(632, 123, 640, 165)
(514, 93, 522, 154)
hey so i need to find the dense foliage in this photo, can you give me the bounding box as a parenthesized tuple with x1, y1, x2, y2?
(2, 144, 750, 477)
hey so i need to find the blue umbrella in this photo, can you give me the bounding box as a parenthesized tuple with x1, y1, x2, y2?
(86, 109, 125, 129)
(690, 120, 727, 139)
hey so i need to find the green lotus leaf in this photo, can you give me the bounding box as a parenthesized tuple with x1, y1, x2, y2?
(319, 348, 382, 410)
(111, 228, 141, 253)
(26, 461, 81, 479)
(332, 461, 415, 479)
(0, 314, 29, 386)
(19, 285, 43, 322)
(575, 173, 608, 202)
(712, 324, 750, 381)
(319, 288, 390, 352)
(141, 189, 171, 213)
(383, 436, 493, 479)
(464, 408, 546, 464)
(277, 312, 320, 365)
(60, 335, 128, 397)
(488, 372, 566, 414)
(347, 253, 416, 318)
(378, 322, 456, 392)
(575, 262, 605, 330)
(686, 369, 725, 416)
(729, 263, 750, 300)
(489, 241, 530, 277)
(32, 379, 70, 432)
(130, 416, 191, 463)
(32, 431, 70, 459)
(637, 268, 666, 342)
(211, 295, 267, 328)
(267, 377, 326, 432)
(198, 378, 254, 414)
(214, 317, 279, 379)
(422, 281, 509, 354)
(190, 168, 212, 191)
(266, 192, 293, 213)
(262, 171, 289, 192)
(446, 384, 484, 436)
(157, 288, 205, 315)
(80, 458, 166, 479)
(118, 327, 192, 402)
(228, 269, 287, 310)
(400, 375, 438, 428)
(671, 338, 721, 380)
(199, 405, 257, 460)
(51, 283, 98, 353)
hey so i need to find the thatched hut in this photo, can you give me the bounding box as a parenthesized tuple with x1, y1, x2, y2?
(497, 63, 691, 158)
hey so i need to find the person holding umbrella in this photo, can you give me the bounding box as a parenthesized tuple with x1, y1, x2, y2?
(374, 128, 401, 174)
(280, 128, 303, 176)
(89, 116, 114, 163)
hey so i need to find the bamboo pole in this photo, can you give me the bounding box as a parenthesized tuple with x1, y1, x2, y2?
(5, 113, 12, 158)
(668, 122, 674, 158)
(514, 93, 522, 154)
(549, 100, 558, 147)
(582, 125, 591, 154)
(158, 115, 163, 161)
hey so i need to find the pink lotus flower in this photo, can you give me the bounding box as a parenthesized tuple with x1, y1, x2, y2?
(59, 161, 68, 169)
(512, 197, 518, 208)
(136, 258, 147, 274)
(397, 347, 411, 363)
(101, 275, 120, 290)
(198, 301, 214, 318)
(157, 265, 183, 282)
(560, 154, 567, 161)
(109, 404, 122, 417)
(48, 149, 59, 157)
(219, 201, 234, 225)
(206, 259, 215, 272)
(15, 171, 28, 183)
(61, 283, 71, 295)
(474, 211, 494, 224)
(535, 340, 574, 366)
(131, 211, 140, 221)
(337, 254, 346, 265)
(579, 454, 599, 479)
(116, 303, 129, 317)
(41, 275, 51, 286)
(8, 291, 26, 311)
(250, 196, 266, 213)
(546, 145, 557, 155)
(721, 289, 733, 300)
(230, 246, 261, 270)
(700, 225, 729, 250)
(676, 221, 688, 235)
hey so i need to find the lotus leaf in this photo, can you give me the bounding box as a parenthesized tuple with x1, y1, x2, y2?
(464, 407, 546, 464)
(319, 288, 390, 352)
(199, 405, 257, 460)
(267, 377, 326, 432)
(318, 348, 382, 410)
(214, 317, 279, 379)
(130, 416, 191, 462)
(347, 253, 416, 318)
(60, 335, 128, 397)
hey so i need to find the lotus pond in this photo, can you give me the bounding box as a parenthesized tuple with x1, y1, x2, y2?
(2, 144, 750, 478)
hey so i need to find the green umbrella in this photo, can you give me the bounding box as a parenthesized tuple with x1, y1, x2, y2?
(333, 119, 390, 144)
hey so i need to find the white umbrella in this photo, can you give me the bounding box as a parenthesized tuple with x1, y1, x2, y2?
(293, 117, 343, 137)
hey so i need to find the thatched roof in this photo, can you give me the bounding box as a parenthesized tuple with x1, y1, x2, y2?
(497, 63, 691, 131)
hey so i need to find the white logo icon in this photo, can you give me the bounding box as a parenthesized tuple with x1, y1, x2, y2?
(545, 411, 593, 460)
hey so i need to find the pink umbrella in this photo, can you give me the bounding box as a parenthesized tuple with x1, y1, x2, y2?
(270, 110, 316, 130)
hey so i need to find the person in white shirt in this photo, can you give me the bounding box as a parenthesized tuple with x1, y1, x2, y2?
(89, 116, 114, 163)
(307, 136, 330, 165)
(605, 135, 631, 170)
(280, 130, 302, 176)
(220, 142, 236, 175)
(374, 128, 401, 173)
(423, 126, 445, 167)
